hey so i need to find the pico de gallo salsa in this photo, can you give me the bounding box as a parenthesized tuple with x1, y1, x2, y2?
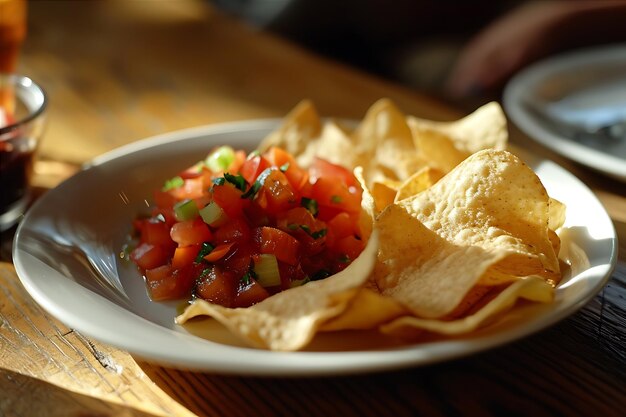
(128, 146, 365, 308)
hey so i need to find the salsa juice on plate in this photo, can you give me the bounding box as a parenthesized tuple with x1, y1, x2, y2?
(129, 146, 365, 308)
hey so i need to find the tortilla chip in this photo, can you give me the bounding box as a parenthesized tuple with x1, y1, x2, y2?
(371, 181, 397, 213)
(409, 101, 507, 155)
(257, 100, 322, 156)
(374, 149, 559, 319)
(296, 120, 356, 169)
(380, 276, 554, 337)
(394, 166, 445, 202)
(320, 288, 407, 331)
(353, 98, 427, 184)
(176, 230, 379, 351)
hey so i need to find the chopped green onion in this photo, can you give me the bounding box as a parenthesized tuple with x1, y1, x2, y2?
(174, 199, 199, 221)
(300, 197, 318, 216)
(299, 224, 311, 234)
(253, 254, 281, 287)
(162, 176, 184, 191)
(287, 223, 299, 231)
(199, 202, 228, 227)
(330, 195, 342, 204)
(212, 177, 225, 186)
(224, 172, 247, 192)
(279, 162, 290, 172)
(247, 150, 260, 160)
(195, 243, 215, 263)
(189, 161, 205, 173)
(205, 146, 236, 172)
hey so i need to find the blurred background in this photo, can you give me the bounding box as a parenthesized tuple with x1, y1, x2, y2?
(210, 0, 626, 109)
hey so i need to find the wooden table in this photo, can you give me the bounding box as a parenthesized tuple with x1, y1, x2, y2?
(1, 1, 625, 416)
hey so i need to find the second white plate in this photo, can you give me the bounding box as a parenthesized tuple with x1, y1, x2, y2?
(504, 44, 626, 182)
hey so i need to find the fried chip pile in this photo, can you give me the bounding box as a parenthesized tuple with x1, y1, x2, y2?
(177, 99, 569, 350)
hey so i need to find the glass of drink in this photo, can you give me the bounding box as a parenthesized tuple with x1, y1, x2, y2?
(0, 74, 46, 232)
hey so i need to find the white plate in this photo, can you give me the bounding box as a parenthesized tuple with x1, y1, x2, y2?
(504, 44, 626, 182)
(13, 120, 618, 376)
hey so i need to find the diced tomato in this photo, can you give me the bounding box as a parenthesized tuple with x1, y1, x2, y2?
(240, 155, 270, 185)
(333, 235, 364, 261)
(243, 201, 270, 227)
(300, 252, 333, 278)
(219, 243, 255, 278)
(264, 147, 309, 190)
(140, 219, 173, 246)
(131, 243, 170, 270)
(213, 218, 251, 244)
(310, 157, 360, 190)
(170, 218, 212, 246)
(145, 264, 196, 301)
(179, 162, 204, 179)
(226, 150, 247, 174)
(169, 177, 205, 201)
(131, 146, 367, 308)
(203, 242, 234, 262)
(172, 244, 201, 269)
(195, 266, 235, 307)
(256, 226, 299, 265)
(259, 169, 297, 214)
(275, 207, 327, 255)
(277, 261, 307, 290)
(233, 278, 270, 308)
(154, 190, 177, 210)
(327, 212, 359, 239)
(311, 176, 361, 214)
(275, 207, 317, 234)
(212, 182, 247, 218)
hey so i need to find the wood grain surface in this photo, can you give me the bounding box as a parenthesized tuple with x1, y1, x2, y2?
(2, 259, 625, 417)
(1, 1, 625, 416)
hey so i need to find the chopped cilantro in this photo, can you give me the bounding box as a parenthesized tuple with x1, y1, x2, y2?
(212, 177, 226, 186)
(339, 254, 351, 263)
(240, 272, 252, 285)
(241, 180, 261, 199)
(299, 225, 327, 239)
(195, 243, 215, 263)
(311, 269, 331, 281)
(311, 229, 327, 239)
(240, 262, 259, 285)
(241, 167, 273, 199)
(300, 197, 319, 216)
(330, 195, 343, 204)
(162, 176, 184, 191)
(224, 172, 248, 192)
(198, 267, 213, 279)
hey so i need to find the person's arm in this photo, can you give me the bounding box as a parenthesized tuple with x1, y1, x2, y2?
(445, 1, 626, 98)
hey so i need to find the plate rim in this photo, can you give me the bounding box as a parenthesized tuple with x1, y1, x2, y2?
(13, 120, 618, 376)
(503, 43, 626, 182)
